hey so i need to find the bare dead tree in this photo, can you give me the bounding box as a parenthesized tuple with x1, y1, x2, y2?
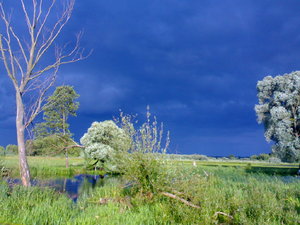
(0, 0, 87, 186)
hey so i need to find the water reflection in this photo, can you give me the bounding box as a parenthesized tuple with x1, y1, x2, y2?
(7, 174, 120, 202)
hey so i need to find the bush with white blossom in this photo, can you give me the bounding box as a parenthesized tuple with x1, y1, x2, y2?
(80, 120, 130, 170)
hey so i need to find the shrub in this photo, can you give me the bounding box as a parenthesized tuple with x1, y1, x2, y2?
(167, 154, 209, 161)
(0, 158, 4, 176)
(228, 154, 236, 160)
(115, 107, 170, 194)
(268, 157, 281, 163)
(191, 154, 209, 161)
(5, 145, 18, 155)
(250, 154, 271, 161)
(26, 135, 81, 156)
(250, 155, 258, 160)
(257, 153, 270, 161)
(0, 146, 5, 156)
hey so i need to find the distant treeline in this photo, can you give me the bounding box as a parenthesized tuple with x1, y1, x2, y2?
(0, 143, 283, 163)
(160, 153, 282, 163)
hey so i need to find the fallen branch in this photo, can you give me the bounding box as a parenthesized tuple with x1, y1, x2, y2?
(203, 170, 209, 177)
(161, 192, 201, 209)
(214, 211, 233, 220)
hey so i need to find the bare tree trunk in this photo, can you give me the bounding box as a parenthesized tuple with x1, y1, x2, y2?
(0, 0, 87, 186)
(16, 92, 31, 186)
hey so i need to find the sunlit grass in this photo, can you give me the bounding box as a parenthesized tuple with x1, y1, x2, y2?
(0, 164, 299, 224)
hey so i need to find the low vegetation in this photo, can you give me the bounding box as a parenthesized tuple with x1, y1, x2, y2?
(0, 163, 299, 224)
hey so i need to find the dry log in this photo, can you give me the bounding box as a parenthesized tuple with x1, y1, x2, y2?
(214, 211, 234, 220)
(161, 192, 201, 209)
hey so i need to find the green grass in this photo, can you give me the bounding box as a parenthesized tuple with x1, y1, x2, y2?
(0, 156, 105, 177)
(1, 156, 84, 168)
(0, 156, 299, 224)
(172, 159, 298, 167)
(170, 159, 299, 175)
(1, 155, 299, 178)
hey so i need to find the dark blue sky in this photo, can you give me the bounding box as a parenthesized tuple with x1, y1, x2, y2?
(1, 0, 300, 156)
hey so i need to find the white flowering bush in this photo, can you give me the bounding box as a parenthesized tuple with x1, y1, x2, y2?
(80, 120, 130, 171)
(114, 106, 170, 194)
(255, 71, 300, 162)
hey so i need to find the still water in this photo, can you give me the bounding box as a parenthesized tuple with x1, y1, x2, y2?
(6, 174, 121, 202)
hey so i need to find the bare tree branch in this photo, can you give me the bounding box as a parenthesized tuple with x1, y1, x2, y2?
(20, 0, 33, 32)
(214, 212, 234, 220)
(25, 67, 58, 127)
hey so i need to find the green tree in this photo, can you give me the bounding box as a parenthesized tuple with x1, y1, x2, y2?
(32, 86, 80, 168)
(26, 135, 81, 157)
(255, 71, 300, 162)
(35, 86, 79, 138)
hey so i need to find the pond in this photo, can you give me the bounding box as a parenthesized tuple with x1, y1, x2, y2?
(6, 174, 121, 202)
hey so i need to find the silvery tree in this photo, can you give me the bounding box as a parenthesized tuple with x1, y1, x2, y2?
(255, 71, 300, 162)
(0, 0, 86, 186)
(80, 120, 131, 171)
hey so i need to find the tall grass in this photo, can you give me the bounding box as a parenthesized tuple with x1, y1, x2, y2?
(0, 164, 299, 224)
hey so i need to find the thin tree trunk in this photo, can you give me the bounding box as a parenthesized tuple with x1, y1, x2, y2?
(16, 91, 31, 187)
(63, 112, 66, 135)
(65, 149, 69, 168)
(62, 112, 69, 168)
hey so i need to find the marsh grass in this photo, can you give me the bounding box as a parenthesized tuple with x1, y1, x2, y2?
(0, 165, 299, 224)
